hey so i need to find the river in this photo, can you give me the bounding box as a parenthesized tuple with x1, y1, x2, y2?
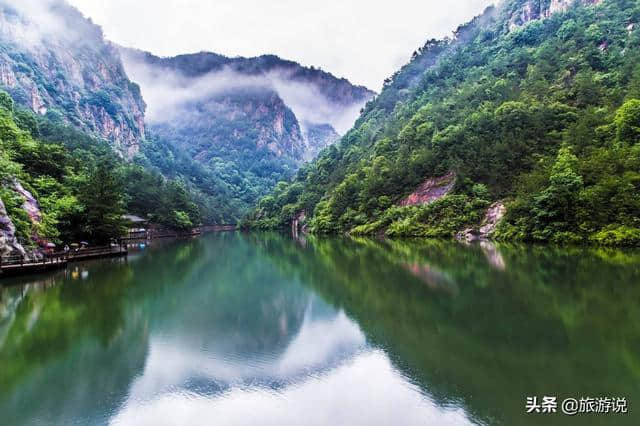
(1, 232, 639, 425)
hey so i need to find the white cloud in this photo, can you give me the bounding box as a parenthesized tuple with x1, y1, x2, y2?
(0, 0, 100, 48)
(121, 54, 369, 133)
(67, 0, 495, 91)
(122, 308, 366, 401)
(111, 350, 475, 426)
(270, 76, 366, 134)
(0, 0, 64, 47)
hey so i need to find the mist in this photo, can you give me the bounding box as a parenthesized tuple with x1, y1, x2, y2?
(121, 55, 370, 135)
(0, 0, 101, 49)
(68, 0, 495, 90)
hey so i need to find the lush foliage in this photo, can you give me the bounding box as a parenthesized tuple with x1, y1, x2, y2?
(245, 0, 640, 246)
(123, 49, 374, 225)
(135, 126, 296, 225)
(0, 1, 146, 152)
(0, 94, 201, 247)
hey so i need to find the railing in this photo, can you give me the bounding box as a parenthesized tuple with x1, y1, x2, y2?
(201, 224, 237, 232)
(67, 245, 127, 260)
(1, 245, 127, 270)
(125, 231, 148, 238)
(0, 252, 69, 267)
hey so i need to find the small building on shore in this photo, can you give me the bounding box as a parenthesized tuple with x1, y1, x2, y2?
(123, 214, 149, 239)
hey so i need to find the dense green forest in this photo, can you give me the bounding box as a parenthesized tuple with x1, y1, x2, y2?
(245, 0, 640, 246)
(135, 116, 299, 225)
(0, 91, 201, 247)
(121, 49, 374, 224)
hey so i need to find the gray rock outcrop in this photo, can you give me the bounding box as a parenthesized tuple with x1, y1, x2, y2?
(0, 196, 27, 258)
(457, 201, 506, 243)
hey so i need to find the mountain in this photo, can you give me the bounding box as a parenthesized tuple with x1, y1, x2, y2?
(0, 0, 375, 242)
(246, 0, 640, 247)
(121, 49, 375, 222)
(0, 1, 202, 256)
(0, 0, 146, 158)
(302, 123, 340, 161)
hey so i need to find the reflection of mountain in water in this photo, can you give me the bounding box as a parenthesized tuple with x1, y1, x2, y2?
(3, 233, 639, 426)
(123, 234, 367, 402)
(0, 262, 148, 426)
(128, 303, 366, 402)
(257, 234, 640, 426)
(0, 233, 368, 425)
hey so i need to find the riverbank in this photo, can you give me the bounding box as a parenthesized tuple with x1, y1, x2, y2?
(1, 222, 239, 279)
(122, 224, 237, 244)
(1, 245, 128, 278)
(2, 233, 638, 425)
(252, 215, 640, 248)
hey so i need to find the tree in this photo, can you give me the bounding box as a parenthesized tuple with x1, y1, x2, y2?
(615, 99, 640, 144)
(13, 109, 40, 138)
(169, 210, 193, 230)
(78, 161, 126, 244)
(532, 147, 584, 241)
(0, 108, 21, 141)
(0, 91, 14, 112)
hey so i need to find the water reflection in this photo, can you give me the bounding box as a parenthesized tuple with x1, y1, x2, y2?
(1, 233, 639, 425)
(113, 350, 473, 426)
(125, 303, 366, 401)
(252, 234, 640, 426)
(479, 241, 506, 270)
(403, 262, 459, 294)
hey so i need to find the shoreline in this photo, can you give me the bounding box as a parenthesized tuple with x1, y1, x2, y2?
(1, 226, 239, 280)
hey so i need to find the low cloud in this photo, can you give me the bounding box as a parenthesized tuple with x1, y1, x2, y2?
(270, 76, 366, 134)
(68, 0, 495, 91)
(121, 55, 369, 134)
(0, 0, 100, 49)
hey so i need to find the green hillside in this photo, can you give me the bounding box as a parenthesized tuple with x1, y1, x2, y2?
(245, 0, 640, 246)
(0, 93, 201, 250)
(122, 50, 374, 224)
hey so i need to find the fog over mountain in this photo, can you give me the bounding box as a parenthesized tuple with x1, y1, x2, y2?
(121, 52, 371, 135)
(0, 0, 146, 157)
(115, 49, 374, 222)
(120, 47, 375, 186)
(0, 0, 84, 46)
(67, 0, 495, 91)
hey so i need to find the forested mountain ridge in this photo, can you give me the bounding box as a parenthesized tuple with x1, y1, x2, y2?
(121, 49, 375, 223)
(122, 50, 373, 108)
(0, 0, 146, 159)
(0, 89, 206, 258)
(0, 0, 377, 256)
(0, 0, 207, 256)
(245, 0, 640, 246)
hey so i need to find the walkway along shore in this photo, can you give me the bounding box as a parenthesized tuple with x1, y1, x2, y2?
(120, 224, 236, 244)
(0, 245, 128, 278)
(1, 225, 237, 279)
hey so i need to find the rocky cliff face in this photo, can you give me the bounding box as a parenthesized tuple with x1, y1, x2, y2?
(120, 49, 374, 164)
(150, 87, 307, 163)
(302, 123, 340, 161)
(398, 172, 456, 207)
(508, 0, 603, 30)
(0, 178, 47, 259)
(0, 1, 146, 158)
(0, 197, 25, 258)
(456, 201, 507, 243)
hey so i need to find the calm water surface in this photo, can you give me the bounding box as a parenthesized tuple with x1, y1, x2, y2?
(1, 233, 639, 425)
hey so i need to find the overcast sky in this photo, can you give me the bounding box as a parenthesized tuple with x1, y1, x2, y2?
(67, 0, 495, 91)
